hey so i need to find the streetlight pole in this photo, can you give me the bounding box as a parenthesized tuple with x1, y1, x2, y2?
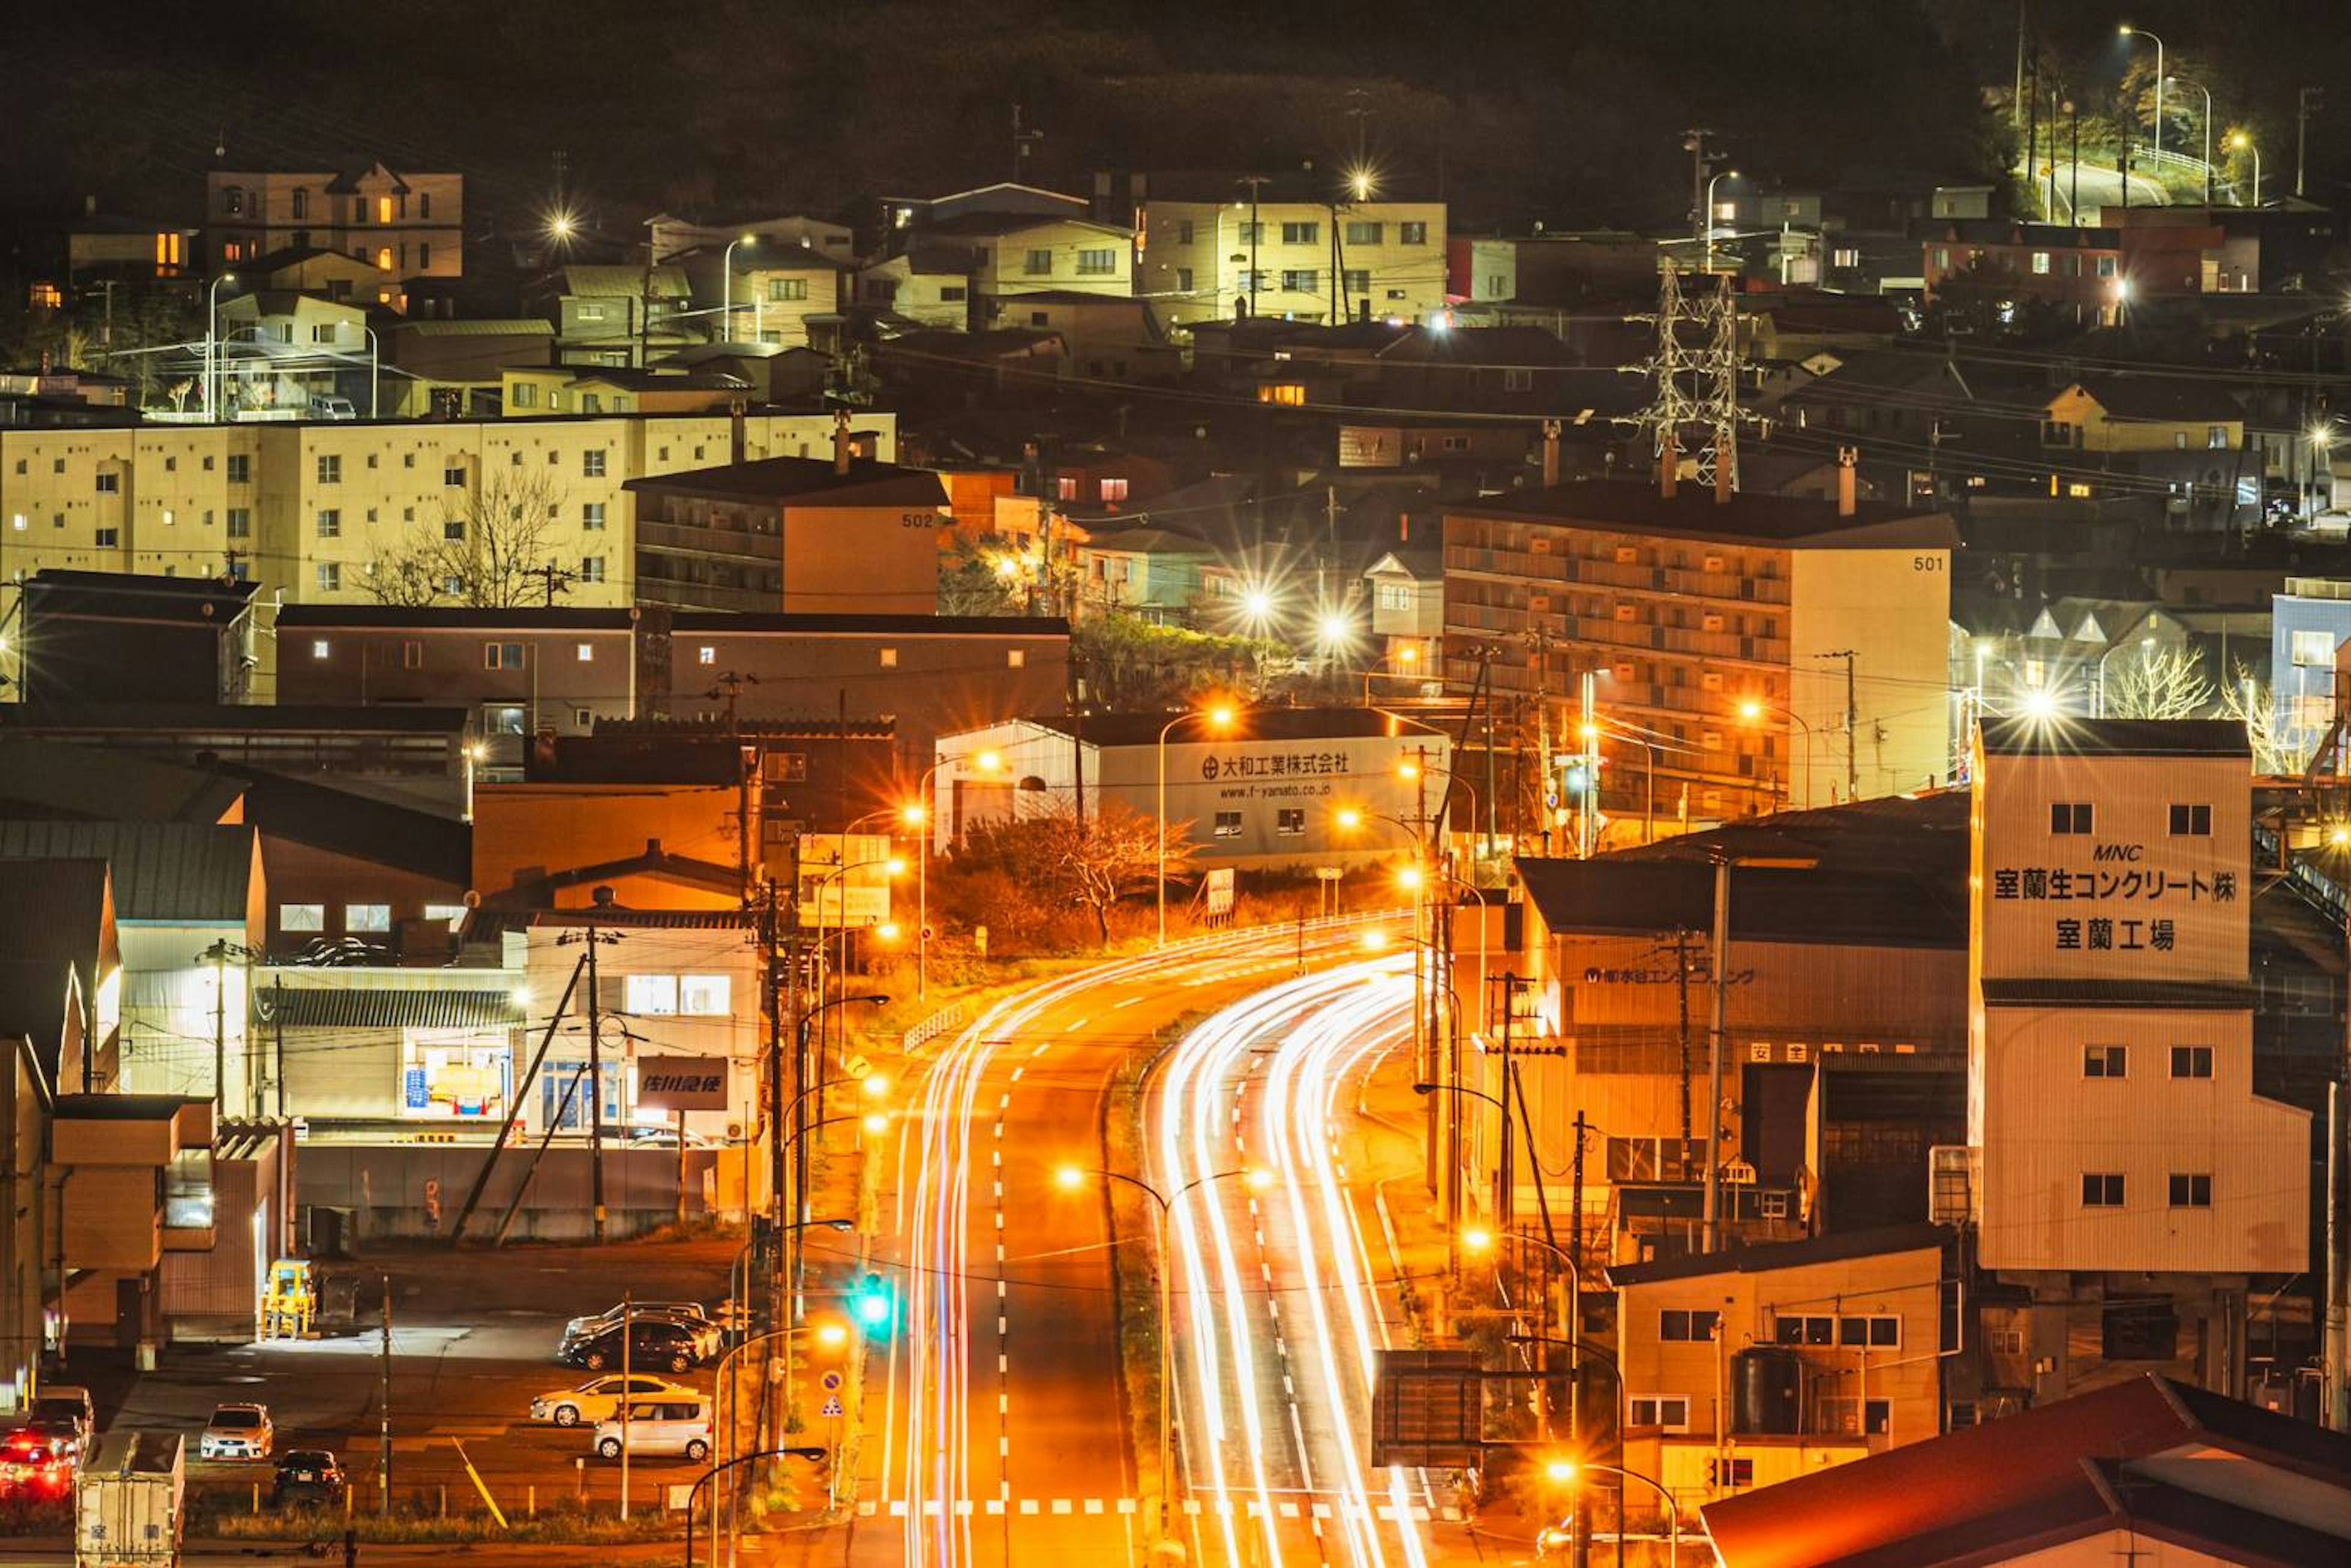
(1055, 1163, 1270, 1539)
(1157, 705, 1237, 947)
(1547, 1459, 1680, 1564)
(2169, 74, 2216, 204)
(2121, 25, 2165, 162)
(1702, 170, 1739, 273)
(722, 234, 756, 343)
(1734, 698, 1815, 811)
(908, 749, 1003, 1000)
(204, 272, 238, 422)
(2229, 132, 2263, 206)
(362, 324, 379, 418)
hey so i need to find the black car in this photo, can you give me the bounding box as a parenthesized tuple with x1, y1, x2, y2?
(271, 1449, 345, 1506)
(558, 1317, 706, 1373)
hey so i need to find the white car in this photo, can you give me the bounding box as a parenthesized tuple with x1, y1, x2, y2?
(200, 1402, 273, 1460)
(529, 1375, 699, 1428)
(592, 1398, 711, 1461)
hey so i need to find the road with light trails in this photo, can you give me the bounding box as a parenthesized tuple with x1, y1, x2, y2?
(796, 918, 1387, 1568)
(1157, 956, 1477, 1568)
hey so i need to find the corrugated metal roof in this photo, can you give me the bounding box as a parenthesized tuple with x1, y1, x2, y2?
(0, 820, 253, 921)
(395, 320, 556, 337)
(0, 735, 246, 824)
(255, 988, 522, 1030)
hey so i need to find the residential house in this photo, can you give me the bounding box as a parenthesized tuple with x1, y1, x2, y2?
(882, 182, 1092, 230)
(222, 247, 402, 311)
(18, 203, 199, 293)
(1609, 1225, 1955, 1511)
(987, 291, 1177, 381)
(206, 161, 463, 279)
(649, 212, 853, 267)
(1077, 526, 1216, 619)
(1445, 236, 1518, 304)
(1106, 170, 1449, 329)
(211, 291, 374, 418)
(1701, 1374, 2351, 1568)
(2041, 377, 2246, 456)
(2102, 201, 2347, 295)
(1441, 464, 1960, 819)
(700, 252, 843, 350)
(1921, 221, 2126, 327)
(627, 443, 948, 616)
(906, 211, 1135, 307)
(536, 264, 696, 368)
(500, 366, 747, 419)
(380, 319, 555, 418)
(1362, 548, 1442, 672)
(2271, 577, 2351, 756)
(853, 250, 976, 330)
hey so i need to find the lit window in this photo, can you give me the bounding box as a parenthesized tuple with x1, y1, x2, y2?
(678, 975, 730, 1016)
(375, 247, 394, 271)
(1100, 477, 1129, 502)
(625, 975, 680, 1015)
(1007, 649, 1026, 669)
(316, 563, 340, 592)
(576, 642, 595, 662)
(346, 904, 391, 932)
(311, 639, 331, 661)
(2031, 252, 2052, 275)
(423, 903, 468, 930)
(2292, 629, 2338, 666)
(879, 648, 898, 668)
(280, 903, 325, 932)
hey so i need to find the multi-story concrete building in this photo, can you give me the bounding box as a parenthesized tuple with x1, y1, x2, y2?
(0, 411, 898, 687)
(1610, 1224, 1954, 1510)
(206, 162, 463, 280)
(1110, 171, 1449, 332)
(1966, 718, 2308, 1398)
(1441, 462, 1959, 826)
(627, 448, 947, 616)
(2271, 576, 2351, 757)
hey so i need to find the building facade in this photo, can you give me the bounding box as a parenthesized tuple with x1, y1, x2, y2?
(1441, 470, 1959, 827)
(1967, 718, 2308, 1399)
(1125, 181, 1450, 331)
(206, 163, 463, 279)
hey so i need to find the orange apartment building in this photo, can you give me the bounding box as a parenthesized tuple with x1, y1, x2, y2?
(1441, 461, 1959, 833)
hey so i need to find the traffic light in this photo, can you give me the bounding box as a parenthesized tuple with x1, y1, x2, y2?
(852, 1272, 893, 1330)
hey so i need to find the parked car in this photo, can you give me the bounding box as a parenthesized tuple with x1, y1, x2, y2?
(563, 1300, 715, 1338)
(306, 395, 357, 419)
(591, 1399, 711, 1462)
(560, 1307, 720, 1362)
(558, 1318, 707, 1374)
(28, 1387, 94, 1454)
(528, 1375, 699, 1428)
(270, 1449, 345, 1506)
(0, 1429, 75, 1498)
(198, 1403, 273, 1460)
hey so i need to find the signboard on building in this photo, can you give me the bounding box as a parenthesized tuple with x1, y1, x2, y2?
(636, 1057, 729, 1112)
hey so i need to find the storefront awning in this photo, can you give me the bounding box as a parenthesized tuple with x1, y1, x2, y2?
(254, 988, 523, 1031)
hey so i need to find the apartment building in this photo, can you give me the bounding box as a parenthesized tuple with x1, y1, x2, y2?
(206, 162, 463, 279)
(1112, 171, 1448, 331)
(0, 412, 899, 668)
(1441, 463, 1959, 823)
(1610, 1225, 1954, 1510)
(1966, 718, 2308, 1398)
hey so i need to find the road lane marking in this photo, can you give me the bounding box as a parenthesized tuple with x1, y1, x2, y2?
(1063, 1017, 1089, 1031)
(1112, 996, 1144, 1008)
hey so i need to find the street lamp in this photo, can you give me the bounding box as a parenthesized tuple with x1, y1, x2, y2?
(910, 748, 1007, 999)
(2227, 129, 2262, 205)
(1053, 1161, 1273, 1537)
(1576, 716, 1659, 847)
(1540, 1459, 1681, 1564)
(1157, 703, 1239, 947)
(2166, 73, 2216, 204)
(722, 233, 757, 343)
(1703, 170, 1740, 273)
(2120, 24, 2165, 162)
(204, 272, 238, 422)
(1734, 696, 1815, 811)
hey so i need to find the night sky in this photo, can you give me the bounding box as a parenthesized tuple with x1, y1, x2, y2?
(6, 1, 2342, 236)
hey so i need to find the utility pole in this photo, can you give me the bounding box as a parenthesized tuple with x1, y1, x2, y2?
(523, 563, 574, 607)
(585, 917, 607, 1245)
(2300, 88, 2325, 198)
(378, 1272, 392, 1515)
(1237, 175, 1268, 319)
(1671, 929, 1698, 1144)
(1702, 853, 1731, 1252)
(1683, 129, 1715, 249)
(1570, 1108, 1588, 1270)
(1819, 649, 1858, 801)
(1010, 103, 1042, 184)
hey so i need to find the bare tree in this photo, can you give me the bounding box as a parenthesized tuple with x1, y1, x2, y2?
(2103, 645, 2215, 719)
(2219, 668, 2306, 775)
(951, 797, 1194, 947)
(363, 468, 572, 608)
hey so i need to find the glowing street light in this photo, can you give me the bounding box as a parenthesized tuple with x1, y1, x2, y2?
(860, 1073, 890, 1098)
(1159, 703, 1240, 945)
(2227, 129, 2262, 205)
(2020, 685, 2061, 721)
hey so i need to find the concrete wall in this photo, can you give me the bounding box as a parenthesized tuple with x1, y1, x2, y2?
(296, 1142, 718, 1241)
(1790, 546, 1955, 803)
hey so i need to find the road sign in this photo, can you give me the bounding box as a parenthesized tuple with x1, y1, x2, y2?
(820, 1370, 843, 1392)
(1369, 1349, 1482, 1469)
(1204, 867, 1235, 916)
(820, 1395, 843, 1419)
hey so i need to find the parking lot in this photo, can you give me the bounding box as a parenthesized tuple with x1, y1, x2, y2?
(67, 1233, 786, 1524)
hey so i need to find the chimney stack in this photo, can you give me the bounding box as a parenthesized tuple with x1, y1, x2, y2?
(1659, 430, 1679, 500)
(1542, 418, 1562, 487)
(832, 409, 852, 476)
(1837, 446, 1858, 517)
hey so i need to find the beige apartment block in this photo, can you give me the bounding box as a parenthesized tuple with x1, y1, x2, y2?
(1135, 197, 1449, 329)
(0, 411, 896, 649)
